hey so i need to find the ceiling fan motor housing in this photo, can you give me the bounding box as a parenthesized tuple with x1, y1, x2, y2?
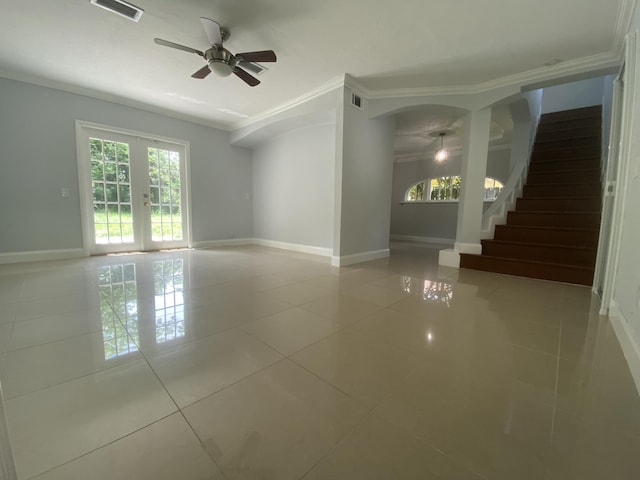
(205, 47, 236, 77)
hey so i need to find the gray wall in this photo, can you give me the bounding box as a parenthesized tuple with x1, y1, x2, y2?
(0, 77, 252, 253)
(390, 149, 510, 240)
(252, 123, 336, 249)
(336, 90, 395, 257)
(541, 77, 606, 114)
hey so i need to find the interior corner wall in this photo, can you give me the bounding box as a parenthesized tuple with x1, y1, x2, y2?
(251, 123, 336, 249)
(336, 98, 395, 257)
(541, 76, 606, 114)
(0, 77, 253, 254)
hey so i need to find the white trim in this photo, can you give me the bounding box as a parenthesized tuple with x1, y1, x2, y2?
(0, 42, 625, 133)
(601, 32, 638, 314)
(390, 235, 455, 245)
(192, 238, 254, 249)
(330, 249, 390, 267)
(613, 0, 638, 54)
(609, 300, 640, 397)
(357, 52, 621, 99)
(75, 121, 192, 255)
(252, 239, 333, 257)
(233, 75, 345, 129)
(438, 248, 460, 268)
(0, 249, 85, 265)
(454, 242, 483, 254)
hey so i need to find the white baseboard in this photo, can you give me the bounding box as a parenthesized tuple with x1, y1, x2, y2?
(331, 248, 390, 267)
(438, 248, 460, 268)
(0, 248, 85, 265)
(454, 242, 482, 254)
(390, 235, 455, 245)
(609, 300, 640, 397)
(251, 238, 333, 257)
(192, 238, 254, 249)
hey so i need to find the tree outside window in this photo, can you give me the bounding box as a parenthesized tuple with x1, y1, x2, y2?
(405, 176, 503, 202)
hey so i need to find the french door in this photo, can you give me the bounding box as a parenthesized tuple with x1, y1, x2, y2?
(77, 125, 189, 254)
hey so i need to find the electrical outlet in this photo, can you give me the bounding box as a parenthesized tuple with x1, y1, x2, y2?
(61, 187, 70, 198)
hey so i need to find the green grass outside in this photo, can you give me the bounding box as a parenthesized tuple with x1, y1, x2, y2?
(93, 211, 182, 243)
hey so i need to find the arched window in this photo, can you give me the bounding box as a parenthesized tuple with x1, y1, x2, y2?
(483, 177, 504, 201)
(405, 177, 504, 202)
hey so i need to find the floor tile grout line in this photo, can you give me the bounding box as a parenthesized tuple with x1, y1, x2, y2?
(22, 411, 179, 480)
(2, 354, 146, 402)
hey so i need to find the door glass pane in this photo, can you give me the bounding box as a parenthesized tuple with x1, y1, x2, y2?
(97, 264, 139, 360)
(148, 147, 183, 241)
(90, 137, 134, 245)
(153, 259, 185, 344)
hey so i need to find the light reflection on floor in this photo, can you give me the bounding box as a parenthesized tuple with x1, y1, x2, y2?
(0, 242, 639, 480)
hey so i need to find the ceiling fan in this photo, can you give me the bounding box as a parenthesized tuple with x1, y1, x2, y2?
(154, 17, 277, 87)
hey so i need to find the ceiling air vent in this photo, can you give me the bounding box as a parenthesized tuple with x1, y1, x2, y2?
(351, 92, 363, 110)
(90, 0, 144, 22)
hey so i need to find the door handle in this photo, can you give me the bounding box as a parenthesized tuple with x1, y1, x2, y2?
(144, 202, 150, 206)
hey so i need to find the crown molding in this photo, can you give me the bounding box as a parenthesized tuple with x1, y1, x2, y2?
(614, 0, 638, 55)
(231, 75, 345, 130)
(358, 51, 621, 100)
(0, 69, 232, 132)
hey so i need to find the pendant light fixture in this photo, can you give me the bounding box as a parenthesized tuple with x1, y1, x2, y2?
(435, 132, 448, 162)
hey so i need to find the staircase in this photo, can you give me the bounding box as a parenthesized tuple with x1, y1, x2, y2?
(460, 105, 602, 286)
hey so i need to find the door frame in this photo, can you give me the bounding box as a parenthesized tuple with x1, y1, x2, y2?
(598, 32, 638, 314)
(75, 120, 193, 255)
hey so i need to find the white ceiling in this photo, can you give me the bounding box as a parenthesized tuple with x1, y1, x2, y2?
(394, 106, 513, 162)
(0, 0, 628, 129)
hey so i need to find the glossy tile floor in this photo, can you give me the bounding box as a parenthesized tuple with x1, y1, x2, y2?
(1, 242, 639, 480)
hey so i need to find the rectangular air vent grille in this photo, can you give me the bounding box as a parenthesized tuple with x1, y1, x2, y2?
(351, 92, 363, 110)
(90, 0, 144, 22)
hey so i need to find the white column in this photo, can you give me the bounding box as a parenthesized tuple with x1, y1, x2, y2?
(439, 107, 492, 267)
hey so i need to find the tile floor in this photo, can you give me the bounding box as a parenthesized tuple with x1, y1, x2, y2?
(0, 242, 639, 480)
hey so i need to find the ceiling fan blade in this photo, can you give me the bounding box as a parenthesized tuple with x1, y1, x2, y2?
(236, 50, 277, 63)
(191, 65, 212, 79)
(233, 67, 260, 87)
(200, 17, 223, 46)
(154, 38, 204, 57)
(238, 61, 267, 75)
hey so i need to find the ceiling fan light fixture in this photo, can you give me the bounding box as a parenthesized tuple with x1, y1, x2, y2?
(208, 60, 233, 77)
(434, 132, 448, 162)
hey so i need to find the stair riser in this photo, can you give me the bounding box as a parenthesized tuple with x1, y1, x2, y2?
(523, 184, 601, 197)
(494, 226, 599, 247)
(529, 158, 600, 173)
(460, 254, 594, 285)
(532, 147, 600, 161)
(539, 106, 602, 122)
(481, 242, 596, 266)
(507, 212, 600, 228)
(537, 117, 601, 133)
(533, 137, 600, 152)
(527, 170, 600, 184)
(516, 197, 601, 212)
(535, 126, 601, 142)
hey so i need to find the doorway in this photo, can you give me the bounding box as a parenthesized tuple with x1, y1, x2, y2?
(76, 123, 190, 255)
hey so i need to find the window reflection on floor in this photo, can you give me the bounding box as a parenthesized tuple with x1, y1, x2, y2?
(423, 280, 453, 306)
(401, 276, 454, 306)
(153, 259, 185, 344)
(97, 264, 139, 360)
